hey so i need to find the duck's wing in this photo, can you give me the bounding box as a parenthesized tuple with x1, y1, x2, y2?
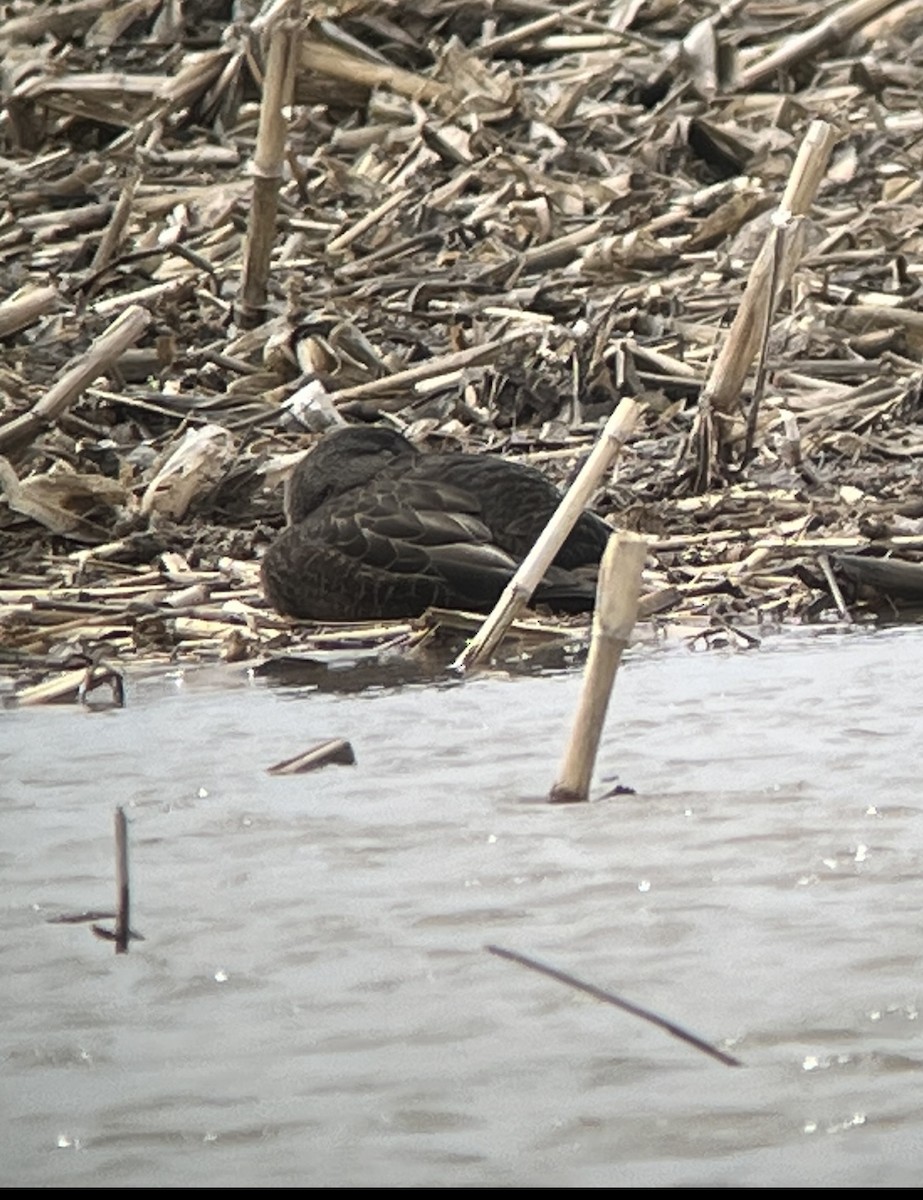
(263, 471, 602, 621)
(411, 454, 610, 567)
(262, 478, 522, 621)
(355, 479, 514, 563)
(378, 475, 601, 612)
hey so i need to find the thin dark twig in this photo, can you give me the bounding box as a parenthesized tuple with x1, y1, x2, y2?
(486, 944, 743, 1067)
(114, 806, 130, 954)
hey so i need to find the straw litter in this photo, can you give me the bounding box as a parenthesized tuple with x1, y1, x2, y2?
(3, 0, 923, 702)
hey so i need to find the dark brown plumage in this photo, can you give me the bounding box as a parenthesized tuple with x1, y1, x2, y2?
(261, 425, 611, 621)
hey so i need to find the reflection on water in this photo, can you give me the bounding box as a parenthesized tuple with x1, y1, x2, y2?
(2, 628, 923, 1186)
(251, 624, 587, 693)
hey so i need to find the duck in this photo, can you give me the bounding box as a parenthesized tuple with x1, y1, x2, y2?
(261, 424, 611, 622)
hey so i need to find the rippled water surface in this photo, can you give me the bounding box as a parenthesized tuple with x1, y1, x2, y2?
(3, 628, 923, 1187)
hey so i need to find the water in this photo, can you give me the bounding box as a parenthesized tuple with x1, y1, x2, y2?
(2, 628, 922, 1186)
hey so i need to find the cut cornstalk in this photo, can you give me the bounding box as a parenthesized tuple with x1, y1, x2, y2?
(549, 531, 647, 804)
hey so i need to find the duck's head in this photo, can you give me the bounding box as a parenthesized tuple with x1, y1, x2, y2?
(284, 424, 418, 523)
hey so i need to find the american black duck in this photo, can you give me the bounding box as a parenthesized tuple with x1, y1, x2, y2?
(262, 425, 612, 621)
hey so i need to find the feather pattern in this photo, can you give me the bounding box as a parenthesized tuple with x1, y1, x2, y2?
(263, 426, 611, 621)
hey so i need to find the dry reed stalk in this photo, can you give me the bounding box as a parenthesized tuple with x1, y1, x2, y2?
(14, 668, 92, 705)
(90, 278, 193, 317)
(89, 168, 139, 274)
(817, 553, 851, 620)
(474, 2, 599, 58)
(323, 330, 541, 407)
(267, 738, 357, 774)
(240, 20, 298, 325)
(689, 119, 838, 486)
(0, 304, 151, 457)
(0, 286, 60, 337)
(737, 0, 907, 90)
(704, 119, 838, 414)
(140, 422, 237, 519)
(1, 0, 116, 42)
(549, 531, 647, 804)
(522, 219, 605, 272)
(299, 35, 450, 106)
(327, 188, 413, 256)
(452, 397, 640, 673)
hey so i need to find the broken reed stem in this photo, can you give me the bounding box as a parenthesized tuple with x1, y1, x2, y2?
(324, 331, 537, 407)
(327, 187, 412, 255)
(0, 285, 59, 337)
(699, 119, 837, 423)
(89, 168, 139, 274)
(687, 119, 837, 492)
(300, 34, 450, 107)
(451, 397, 640, 673)
(549, 531, 647, 803)
(741, 213, 788, 465)
(239, 20, 298, 324)
(818, 552, 851, 621)
(267, 738, 356, 773)
(737, 0, 905, 90)
(114, 805, 130, 954)
(0, 304, 151, 458)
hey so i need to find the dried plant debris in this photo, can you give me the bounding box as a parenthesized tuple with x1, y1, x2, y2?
(3, 0, 923, 697)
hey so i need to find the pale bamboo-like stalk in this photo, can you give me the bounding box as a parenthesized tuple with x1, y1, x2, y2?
(14, 668, 93, 706)
(240, 21, 298, 324)
(300, 35, 450, 106)
(326, 330, 538, 407)
(523, 219, 605, 272)
(267, 738, 357, 774)
(700, 119, 837, 421)
(90, 168, 139, 273)
(737, 0, 905, 90)
(0, 285, 59, 337)
(327, 188, 412, 255)
(451, 397, 640, 672)
(0, 304, 151, 457)
(549, 531, 647, 803)
(3, 0, 114, 42)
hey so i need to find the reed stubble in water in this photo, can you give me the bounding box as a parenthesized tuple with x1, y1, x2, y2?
(114, 805, 130, 954)
(549, 531, 647, 804)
